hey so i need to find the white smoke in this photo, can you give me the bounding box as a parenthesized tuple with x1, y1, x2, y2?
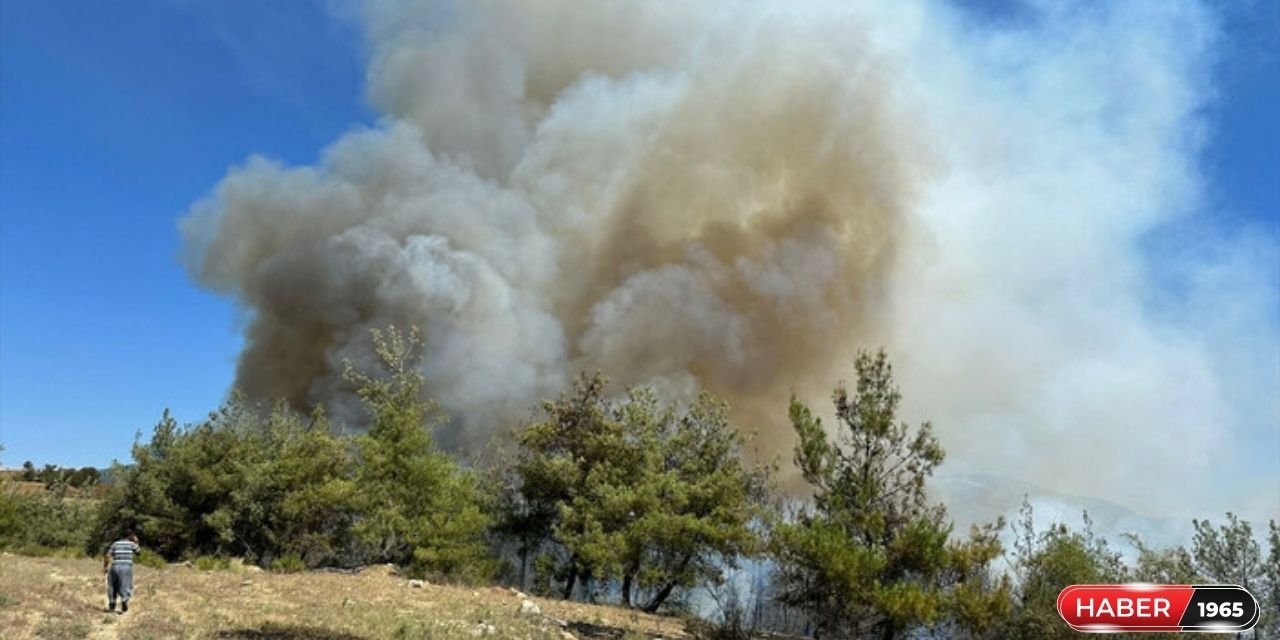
(181, 0, 1278, 521)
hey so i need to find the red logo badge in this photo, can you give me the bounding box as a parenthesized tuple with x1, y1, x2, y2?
(1057, 584, 1258, 633)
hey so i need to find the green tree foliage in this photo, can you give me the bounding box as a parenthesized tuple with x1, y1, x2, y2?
(224, 401, 355, 566)
(1003, 500, 1126, 639)
(0, 483, 95, 556)
(90, 400, 355, 566)
(0, 444, 95, 556)
(1261, 521, 1280, 639)
(89, 326, 493, 581)
(505, 373, 771, 612)
(1191, 512, 1263, 590)
(37, 465, 99, 489)
(9, 460, 98, 489)
(1123, 533, 1197, 584)
(1191, 513, 1275, 638)
(506, 372, 613, 598)
(770, 349, 1009, 639)
(346, 326, 495, 582)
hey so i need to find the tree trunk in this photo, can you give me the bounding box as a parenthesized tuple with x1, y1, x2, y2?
(562, 567, 578, 600)
(641, 552, 694, 612)
(518, 544, 528, 589)
(877, 620, 898, 640)
(621, 557, 640, 607)
(642, 578, 680, 613)
(561, 552, 581, 599)
(621, 572, 634, 607)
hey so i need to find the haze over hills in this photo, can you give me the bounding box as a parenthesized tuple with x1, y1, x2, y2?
(931, 473, 1197, 552)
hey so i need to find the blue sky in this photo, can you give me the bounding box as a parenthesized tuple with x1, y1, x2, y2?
(0, 0, 1276, 469)
(0, 1, 371, 467)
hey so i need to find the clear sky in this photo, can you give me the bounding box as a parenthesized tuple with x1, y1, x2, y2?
(0, 1, 372, 467)
(0, 0, 1276, 470)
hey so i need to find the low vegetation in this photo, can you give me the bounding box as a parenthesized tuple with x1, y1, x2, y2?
(0, 554, 684, 640)
(0, 483, 95, 558)
(10, 462, 100, 490)
(1, 327, 1277, 638)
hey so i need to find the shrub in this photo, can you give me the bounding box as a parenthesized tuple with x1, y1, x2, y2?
(0, 483, 94, 554)
(135, 548, 166, 568)
(12, 545, 87, 559)
(271, 554, 306, 573)
(194, 555, 231, 571)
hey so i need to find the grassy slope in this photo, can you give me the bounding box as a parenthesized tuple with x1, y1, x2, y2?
(0, 554, 688, 640)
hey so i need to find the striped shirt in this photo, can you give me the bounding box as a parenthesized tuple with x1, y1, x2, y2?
(106, 539, 140, 566)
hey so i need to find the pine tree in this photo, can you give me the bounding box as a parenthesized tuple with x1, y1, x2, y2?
(506, 374, 771, 610)
(347, 326, 495, 582)
(1004, 501, 1126, 639)
(1260, 521, 1279, 639)
(772, 349, 1008, 639)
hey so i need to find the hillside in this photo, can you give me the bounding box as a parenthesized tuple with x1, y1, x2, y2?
(0, 554, 689, 640)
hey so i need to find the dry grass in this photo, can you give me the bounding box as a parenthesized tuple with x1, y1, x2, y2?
(0, 554, 688, 640)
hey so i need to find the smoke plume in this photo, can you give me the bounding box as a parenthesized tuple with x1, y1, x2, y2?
(181, 0, 1278, 520)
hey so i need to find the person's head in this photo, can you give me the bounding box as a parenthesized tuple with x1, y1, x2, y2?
(123, 529, 137, 543)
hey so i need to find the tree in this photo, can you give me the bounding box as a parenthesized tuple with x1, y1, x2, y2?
(771, 349, 1009, 639)
(68, 467, 100, 489)
(89, 326, 494, 580)
(90, 397, 357, 567)
(599, 389, 770, 612)
(1123, 533, 1196, 584)
(1191, 513, 1270, 640)
(508, 372, 614, 599)
(1, 444, 95, 554)
(347, 326, 495, 582)
(1192, 513, 1263, 590)
(1260, 521, 1279, 639)
(222, 400, 355, 567)
(1003, 500, 1126, 639)
(91, 409, 191, 558)
(506, 374, 771, 611)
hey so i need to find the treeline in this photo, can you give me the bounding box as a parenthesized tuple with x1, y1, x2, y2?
(1, 328, 1277, 639)
(11, 461, 101, 490)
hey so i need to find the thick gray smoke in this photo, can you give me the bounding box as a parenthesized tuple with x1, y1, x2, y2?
(182, 0, 1278, 522)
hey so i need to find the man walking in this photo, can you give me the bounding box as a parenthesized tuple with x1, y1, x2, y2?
(103, 530, 141, 613)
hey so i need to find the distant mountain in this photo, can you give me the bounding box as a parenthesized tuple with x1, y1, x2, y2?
(929, 472, 1193, 553)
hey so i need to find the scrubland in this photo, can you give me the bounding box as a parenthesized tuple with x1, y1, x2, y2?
(0, 554, 686, 640)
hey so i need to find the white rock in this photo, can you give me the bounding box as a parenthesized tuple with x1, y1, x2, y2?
(519, 599, 542, 616)
(408, 579, 425, 588)
(469, 623, 496, 636)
